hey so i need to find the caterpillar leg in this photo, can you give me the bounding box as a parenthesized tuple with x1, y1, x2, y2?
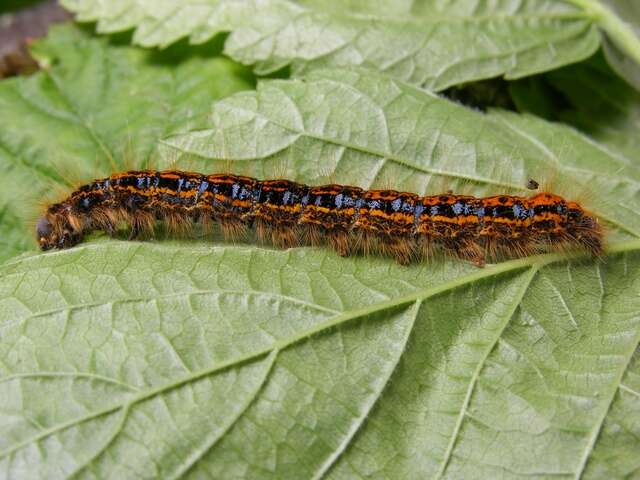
(254, 219, 296, 248)
(103, 222, 116, 237)
(457, 239, 486, 267)
(301, 225, 323, 249)
(270, 225, 299, 249)
(128, 225, 140, 240)
(328, 230, 351, 257)
(129, 211, 155, 240)
(440, 238, 486, 267)
(83, 206, 116, 238)
(164, 210, 192, 236)
(380, 235, 416, 265)
(93, 215, 116, 237)
(418, 237, 435, 263)
(219, 218, 249, 242)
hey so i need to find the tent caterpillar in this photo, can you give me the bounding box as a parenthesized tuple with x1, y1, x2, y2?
(36, 170, 604, 265)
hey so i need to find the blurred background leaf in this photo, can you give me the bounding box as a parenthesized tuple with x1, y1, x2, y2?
(0, 0, 44, 14)
(598, 0, 640, 90)
(510, 52, 640, 158)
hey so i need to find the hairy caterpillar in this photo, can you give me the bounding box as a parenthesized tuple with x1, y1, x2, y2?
(36, 170, 604, 265)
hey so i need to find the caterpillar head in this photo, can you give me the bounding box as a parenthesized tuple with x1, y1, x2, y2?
(36, 207, 82, 250)
(565, 202, 604, 257)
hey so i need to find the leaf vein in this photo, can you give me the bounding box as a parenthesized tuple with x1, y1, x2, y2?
(0, 372, 140, 391)
(434, 265, 540, 478)
(172, 350, 279, 479)
(313, 300, 424, 480)
(573, 307, 640, 478)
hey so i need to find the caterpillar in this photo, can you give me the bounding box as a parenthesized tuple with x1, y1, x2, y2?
(35, 170, 604, 265)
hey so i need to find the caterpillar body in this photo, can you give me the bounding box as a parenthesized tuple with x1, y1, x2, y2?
(36, 170, 604, 265)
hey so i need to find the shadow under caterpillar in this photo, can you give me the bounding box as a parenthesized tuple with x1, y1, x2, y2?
(36, 170, 604, 265)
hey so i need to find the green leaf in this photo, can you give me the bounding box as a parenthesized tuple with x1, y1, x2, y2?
(1, 52, 640, 477)
(585, 349, 640, 478)
(510, 53, 640, 158)
(0, 24, 254, 263)
(582, 0, 640, 90)
(60, 0, 606, 90)
(0, 241, 639, 478)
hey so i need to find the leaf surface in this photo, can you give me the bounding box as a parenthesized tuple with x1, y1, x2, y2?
(0, 240, 639, 478)
(61, 0, 609, 90)
(1, 23, 640, 480)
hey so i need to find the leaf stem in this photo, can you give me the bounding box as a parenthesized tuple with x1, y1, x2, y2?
(569, 0, 640, 65)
